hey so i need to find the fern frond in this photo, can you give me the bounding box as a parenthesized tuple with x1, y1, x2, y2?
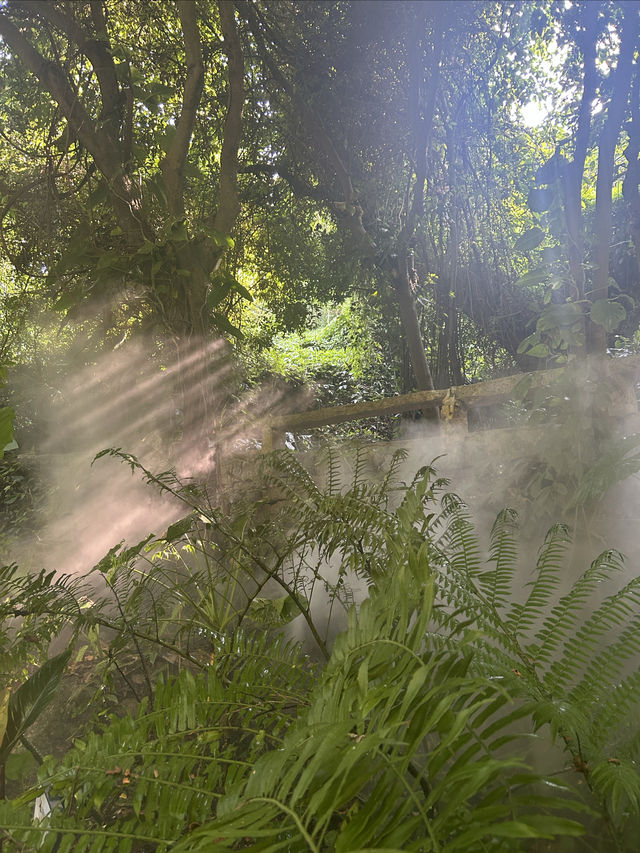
(3, 630, 313, 852)
(478, 508, 519, 610)
(374, 446, 409, 503)
(439, 493, 483, 581)
(262, 449, 322, 505)
(350, 440, 368, 491)
(531, 548, 625, 669)
(324, 443, 342, 497)
(166, 537, 586, 852)
(544, 575, 640, 693)
(585, 669, 640, 757)
(590, 757, 640, 821)
(506, 523, 571, 637)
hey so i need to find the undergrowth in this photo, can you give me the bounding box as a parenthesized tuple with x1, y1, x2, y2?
(1, 446, 639, 851)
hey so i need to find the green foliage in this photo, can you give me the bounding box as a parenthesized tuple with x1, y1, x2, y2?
(504, 360, 640, 522)
(241, 300, 400, 443)
(2, 450, 640, 849)
(0, 404, 14, 458)
(0, 565, 84, 682)
(0, 650, 70, 766)
(591, 299, 628, 334)
(0, 365, 15, 457)
(435, 495, 640, 843)
(514, 226, 546, 252)
(0, 455, 47, 542)
(517, 302, 585, 362)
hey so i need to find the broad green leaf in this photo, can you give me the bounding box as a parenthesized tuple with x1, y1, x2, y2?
(146, 174, 168, 207)
(249, 595, 307, 625)
(233, 281, 253, 301)
(515, 815, 585, 837)
(163, 515, 195, 542)
(590, 299, 626, 332)
(0, 689, 9, 745)
(514, 267, 550, 287)
(209, 271, 253, 308)
(524, 343, 550, 358)
(0, 406, 15, 459)
(53, 288, 85, 311)
(517, 333, 540, 354)
(514, 227, 545, 252)
(207, 276, 234, 309)
(510, 374, 533, 403)
(536, 302, 582, 331)
(0, 650, 71, 765)
(4, 749, 38, 780)
(549, 275, 566, 290)
(212, 312, 243, 338)
(281, 594, 308, 622)
(527, 187, 553, 213)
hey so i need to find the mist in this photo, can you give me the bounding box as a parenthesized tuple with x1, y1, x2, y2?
(5, 342, 640, 643)
(2, 338, 308, 578)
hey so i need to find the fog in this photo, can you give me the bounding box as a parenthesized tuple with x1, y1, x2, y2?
(2, 338, 307, 576)
(5, 345, 640, 648)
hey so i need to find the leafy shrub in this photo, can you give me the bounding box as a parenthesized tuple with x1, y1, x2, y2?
(1, 449, 639, 850)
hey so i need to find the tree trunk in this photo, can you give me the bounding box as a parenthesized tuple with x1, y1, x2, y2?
(588, 5, 638, 353)
(392, 254, 434, 392)
(623, 65, 640, 278)
(562, 2, 598, 354)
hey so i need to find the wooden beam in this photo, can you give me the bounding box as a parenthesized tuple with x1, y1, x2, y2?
(262, 355, 640, 446)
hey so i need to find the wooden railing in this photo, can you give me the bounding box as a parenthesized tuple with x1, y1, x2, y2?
(262, 355, 640, 451)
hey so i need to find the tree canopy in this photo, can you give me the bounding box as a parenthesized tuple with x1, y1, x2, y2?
(1, 0, 640, 438)
(5, 6, 640, 850)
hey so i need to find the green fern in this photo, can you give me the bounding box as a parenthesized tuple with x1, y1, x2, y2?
(4, 449, 640, 851)
(168, 540, 584, 852)
(2, 630, 312, 852)
(433, 495, 640, 840)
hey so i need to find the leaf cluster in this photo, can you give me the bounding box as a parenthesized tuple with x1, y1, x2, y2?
(1, 449, 640, 850)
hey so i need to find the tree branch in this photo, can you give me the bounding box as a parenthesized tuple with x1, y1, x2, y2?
(0, 5, 151, 245)
(239, 162, 328, 203)
(562, 1, 599, 308)
(402, 5, 444, 242)
(212, 0, 244, 237)
(623, 63, 640, 276)
(160, 0, 205, 217)
(17, 0, 123, 144)
(0, 9, 118, 178)
(237, 0, 373, 252)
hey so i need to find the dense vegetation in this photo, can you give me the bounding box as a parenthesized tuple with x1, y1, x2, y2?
(3, 1, 640, 850)
(2, 449, 640, 851)
(2, 0, 640, 434)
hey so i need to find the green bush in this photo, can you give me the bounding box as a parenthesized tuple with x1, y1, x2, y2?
(1, 449, 639, 850)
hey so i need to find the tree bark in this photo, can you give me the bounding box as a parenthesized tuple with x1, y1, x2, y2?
(589, 5, 638, 353)
(623, 64, 640, 277)
(212, 1, 244, 239)
(562, 0, 598, 355)
(161, 1, 205, 219)
(392, 254, 434, 391)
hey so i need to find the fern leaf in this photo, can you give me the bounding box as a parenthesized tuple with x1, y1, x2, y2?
(479, 508, 519, 610)
(531, 548, 625, 669)
(507, 523, 571, 637)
